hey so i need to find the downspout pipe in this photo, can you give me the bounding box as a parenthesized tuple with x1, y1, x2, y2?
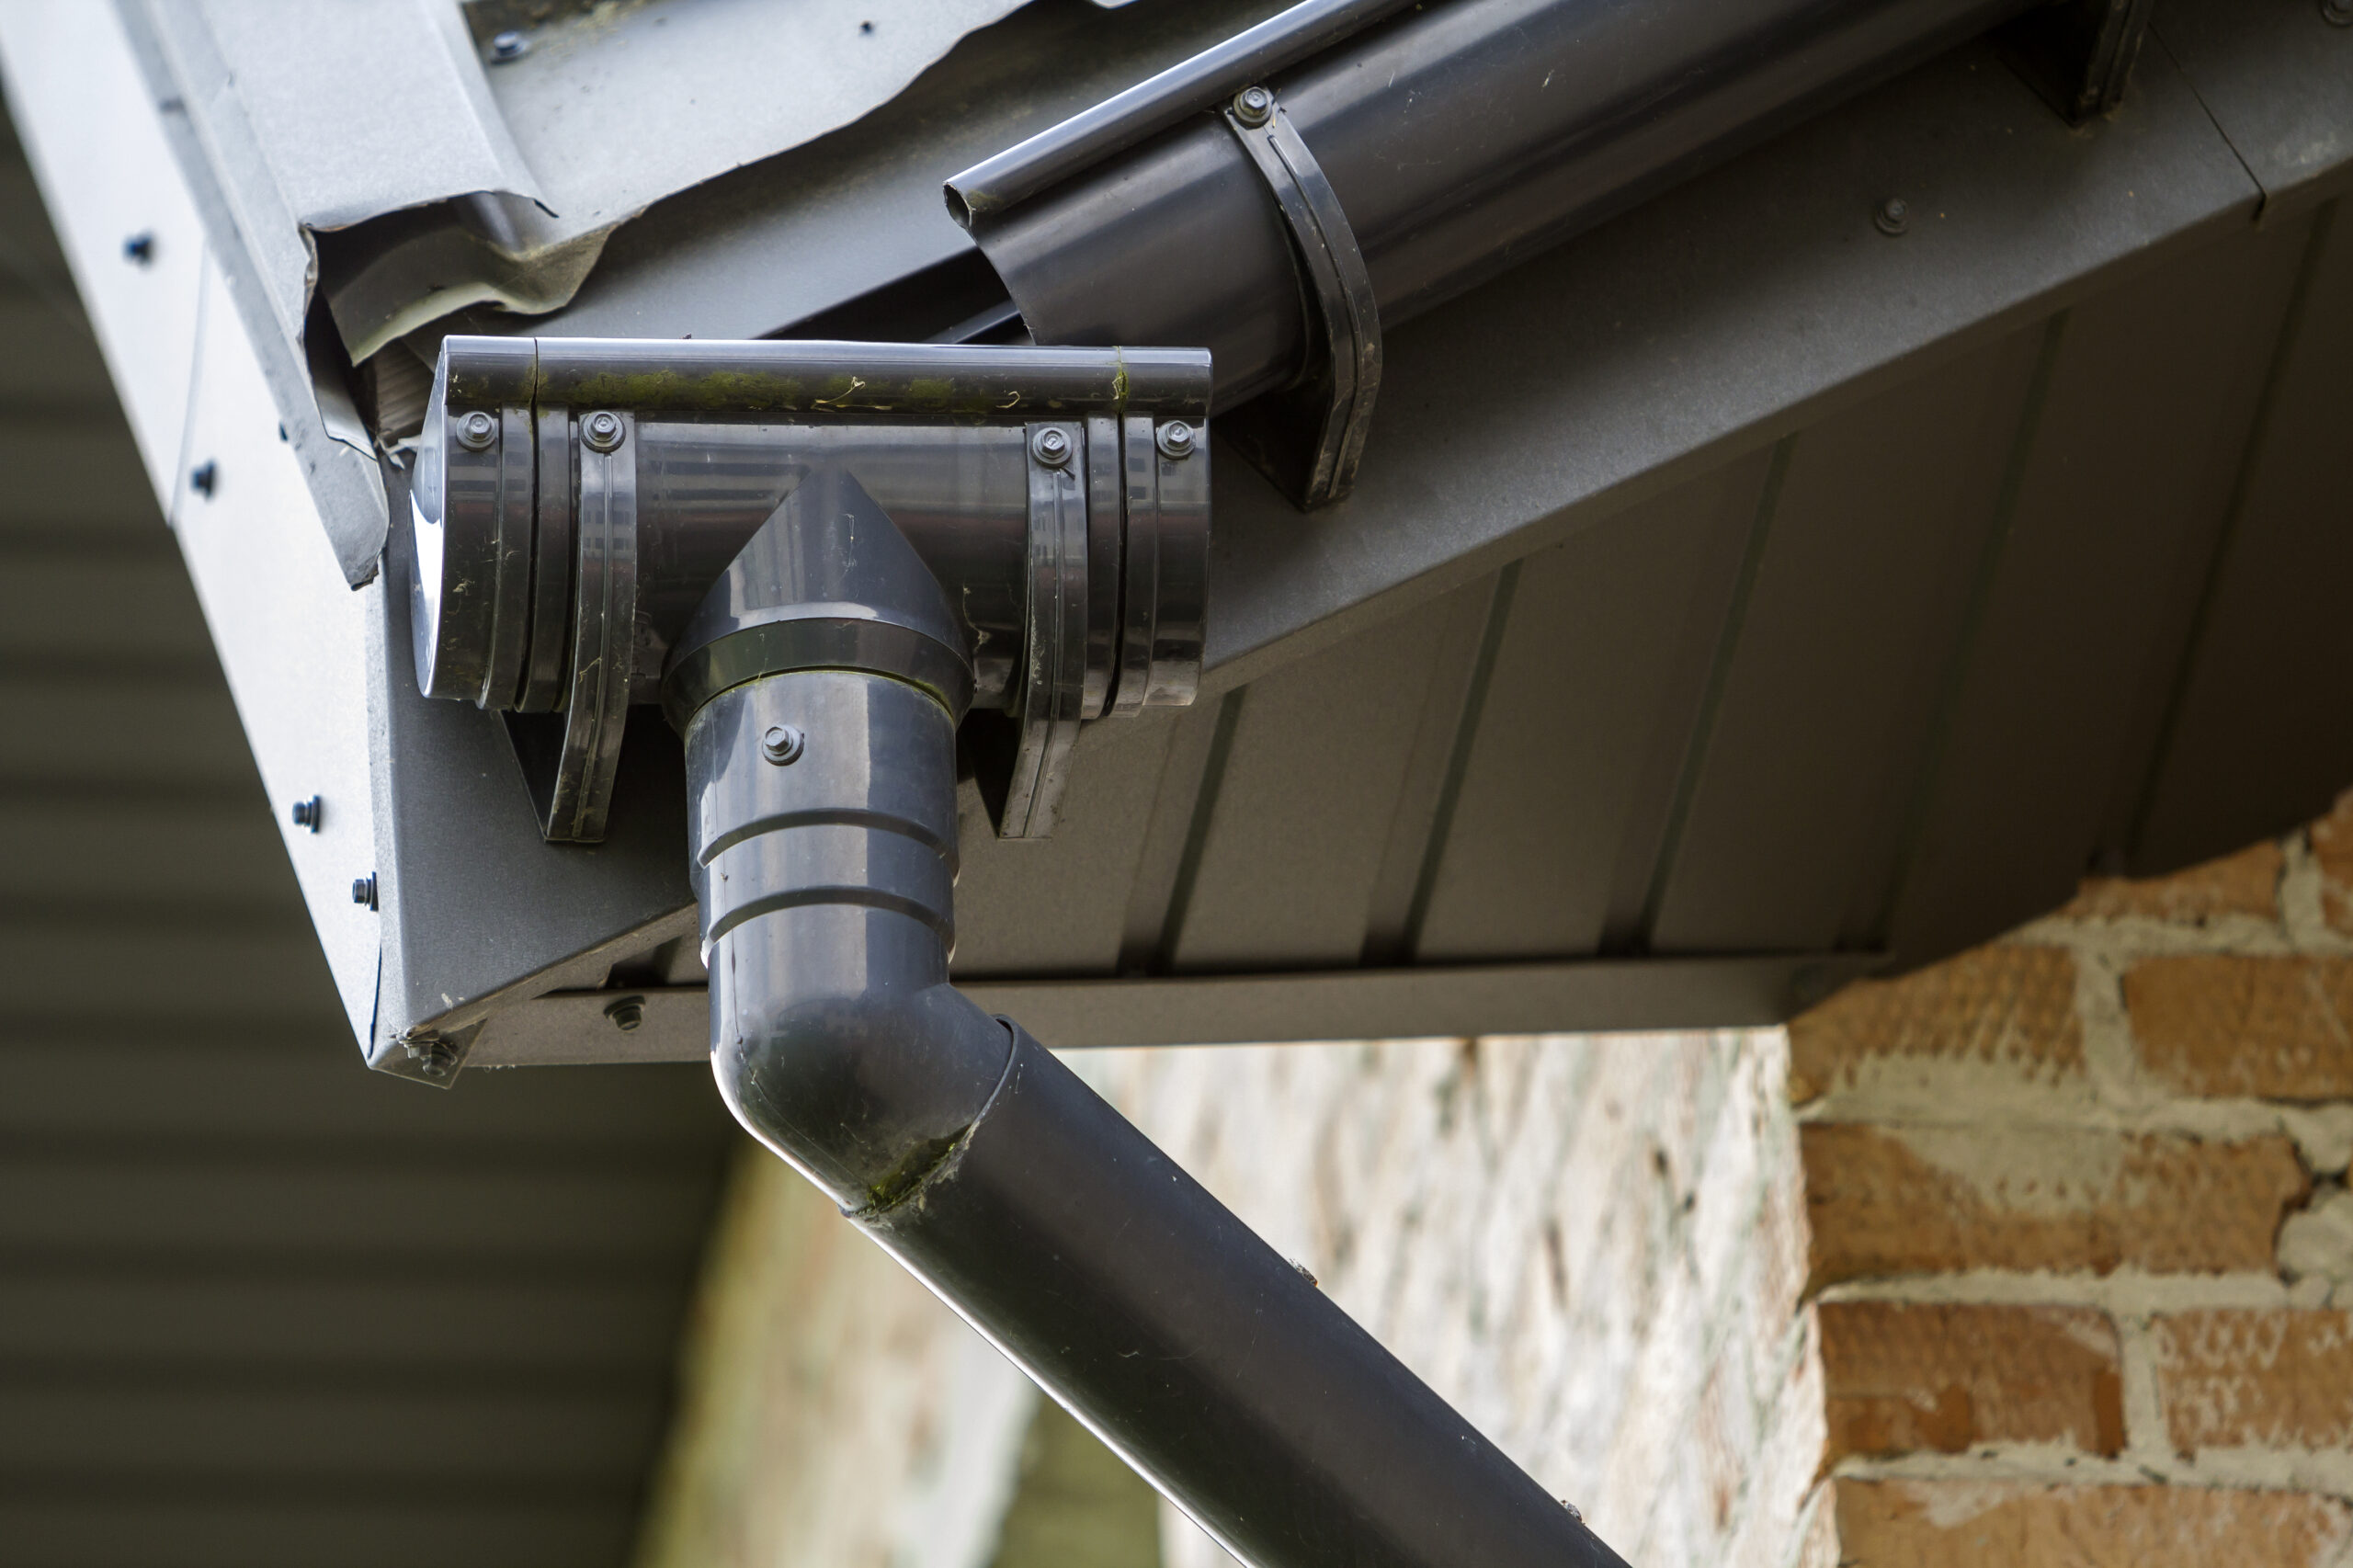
(670, 472, 1628, 1568)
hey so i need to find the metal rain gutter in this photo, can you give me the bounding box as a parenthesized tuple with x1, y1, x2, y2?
(949, 0, 2040, 505)
(394, 0, 2134, 1560)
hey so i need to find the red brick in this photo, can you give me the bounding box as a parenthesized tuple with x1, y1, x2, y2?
(2151, 1309, 2353, 1453)
(1788, 946, 2081, 1105)
(2126, 955, 2353, 1100)
(1835, 1480, 2353, 1568)
(1819, 1302, 2122, 1461)
(2310, 790, 2353, 938)
(2063, 840, 2281, 925)
(1802, 1125, 2308, 1287)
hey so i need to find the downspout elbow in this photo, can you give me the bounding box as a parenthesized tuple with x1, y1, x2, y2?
(710, 927, 1015, 1213)
(687, 659, 1006, 1212)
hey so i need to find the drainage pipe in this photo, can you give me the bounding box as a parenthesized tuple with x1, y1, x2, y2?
(671, 471, 1627, 1568)
(953, 0, 2038, 412)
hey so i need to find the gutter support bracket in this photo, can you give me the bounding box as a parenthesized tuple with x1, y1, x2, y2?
(1221, 89, 1382, 509)
(1998, 0, 2156, 124)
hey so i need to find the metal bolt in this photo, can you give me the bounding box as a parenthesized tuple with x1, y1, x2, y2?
(456, 409, 498, 450)
(1874, 196, 1910, 236)
(605, 995, 647, 1032)
(1030, 426, 1073, 468)
(404, 1034, 455, 1078)
(1562, 1501, 1584, 1523)
(189, 460, 217, 498)
(1154, 420, 1198, 460)
(2325, 0, 2353, 26)
(1291, 1259, 1319, 1288)
(489, 28, 529, 62)
(1232, 84, 1275, 128)
(761, 723, 806, 766)
(122, 232, 155, 266)
(352, 873, 379, 910)
(583, 410, 626, 452)
(290, 795, 323, 834)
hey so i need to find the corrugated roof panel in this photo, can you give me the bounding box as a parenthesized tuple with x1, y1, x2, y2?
(0, 108, 736, 1568)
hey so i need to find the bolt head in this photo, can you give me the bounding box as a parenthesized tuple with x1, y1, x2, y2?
(290, 795, 322, 832)
(2325, 0, 2353, 25)
(456, 409, 498, 450)
(1233, 85, 1275, 127)
(761, 723, 806, 766)
(605, 996, 646, 1032)
(351, 874, 377, 908)
(1031, 426, 1073, 467)
(189, 460, 217, 498)
(1154, 420, 1198, 460)
(490, 29, 529, 61)
(122, 232, 155, 266)
(583, 410, 625, 452)
(1874, 197, 1911, 236)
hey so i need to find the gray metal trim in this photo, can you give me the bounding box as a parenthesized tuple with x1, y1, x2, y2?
(470, 953, 1878, 1064)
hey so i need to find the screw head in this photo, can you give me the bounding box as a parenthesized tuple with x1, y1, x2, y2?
(1233, 85, 1275, 128)
(290, 795, 322, 833)
(1030, 426, 1073, 468)
(455, 409, 498, 450)
(1874, 196, 1911, 236)
(122, 232, 155, 266)
(583, 410, 625, 452)
(404, 1035, 454, 1078)
(761, 723, 806, 766)
(1154, 420, 1198, 460)
(352, 873, 379, 910)
(189, 460, 217, 498)
(490, 28, 529, 61)
(605, 995, 646, 1032)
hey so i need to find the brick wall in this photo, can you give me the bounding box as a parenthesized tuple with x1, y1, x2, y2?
(1794, 796, 2353, 1567)
(1082, 1027, 1819, 1568)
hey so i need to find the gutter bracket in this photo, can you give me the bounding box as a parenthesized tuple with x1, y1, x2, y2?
(997, 420, 1092, 838)
(1221, 91, 1382, 509)
(498, 408, 639, 845)
(1997, 0, 2156, 124)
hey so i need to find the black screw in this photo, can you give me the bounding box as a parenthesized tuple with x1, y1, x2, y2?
(352, 873, 379, 910)
(1155, 420, 1198, 460)
(858, 18, 874, 33)
(123, 232, 156, 266)
(605, 995, 647, 1032)
(490, 28, 529, 61)
(1030, 426, 1072, 468)
(456, 409, 498, 450)
(1233, 84, 1275, 128)
(761, 723, 806, 766)
(290, 795, 323, 834)
(1874, 196, 1911, 236)
(583, 410, 625, 452)
(189, 460, 217, 498)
